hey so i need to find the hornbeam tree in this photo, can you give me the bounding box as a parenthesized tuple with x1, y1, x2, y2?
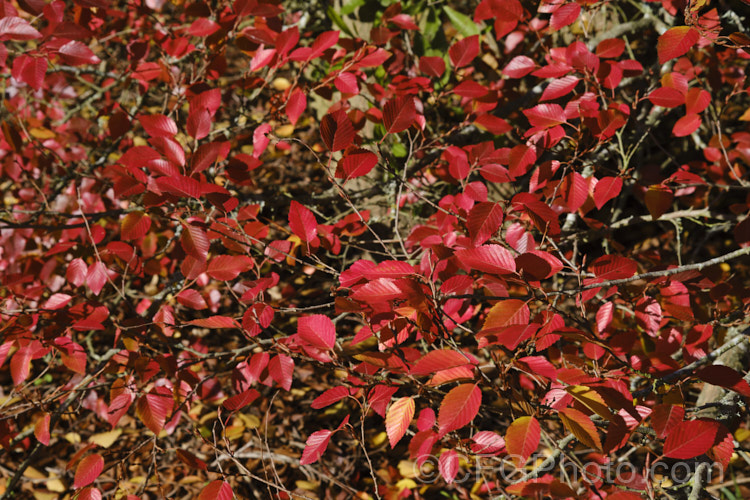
(2, 0, 750, 498)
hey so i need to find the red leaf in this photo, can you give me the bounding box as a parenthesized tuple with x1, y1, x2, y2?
(10, 343, 32, 386)
(207, 255, 253, 281)
(515, 251, 563, 280)
(695, 365, 750, 397)
(540, 75, 579, 101)
(67, 258, 87, 287)
(187, 108, 211, 140)
(191, 141, 228, 173)
(471, 431, 506, 454)
(651, 404, 685, 439)
(176, 289, 207, 310)
(337, 148, 378, 180)
(437, 383, 481, 436)
(467, 202, 504, 246)
(449, 34, 480, 68)
(596, 302, 614, 333)
(197, 480, 233, 500)
(187, 315, 237, 328)
(503, 55, 536, 78)
(58, 40, 100, 66)
(453, 80, 488, 98)
(505, 416, 540, 466)
(334, 72, 359, 94)
(0, 17, 42, 40)
(389, 13, 419, 30)
(386, 396, 415, 447)
(300, 429, 333, 465)
(362, 260, 415, 280)
(648, 87, 685, 108)
(136, 387, 173, 435)
(411, 349, 476, 376)
(709, 430, 734, 469)
(672, 113, 701, 137)
(107, 392, 135, 429)
(311, 386, 351, 409)
(75, 488, 102, 500)
(523, 103, 566, 128)
(286, 88, 306, 125)
(596, 38, 625, 58)
(635, 297, 662, 336)
(73, 453, 104, 489)
(320, 109, 355, 152)
(439, 449, 460, 484)
(511, 192, 560, 235)
(593, 176, 622, 209)
(188, 18, 220, 37)
(561, 171, 588, 212)
(455, 244, 516, 275)
(309, 30, 339, 59)
(44, 293, 72, 310)
(34, 412, 50, 445)
(419, 56, 445, 77)
(241, 303, 274, 336)
(559, 407, 602, 451)
(155, 175, 201, 198)
(121, 211, 151, 241)
(269, 354, 294, 391)
(138, 114, 178, 137)
(298, 314, 336, 350)
(86, 261, 108, 296)
(252, 123, 271, 159)
(368, 385, 399, 418)
(657, 26, 700, 64)
(288, 200, 318, 242)
(663, 420, 721, 459)
(11, 54, 46, 90)
(550, 2, 581, 30)
(181, 223, 210, 262)
(685, 88, 711, 114)
(222, 389, 260, 411)
(590, 255, 637, 280)
(474, 114, 512, 135)
(351, 278, 407, 302)
(645, 185, 674, 219)
(383, 97, 417, 135)
(192, 88, 222, 115)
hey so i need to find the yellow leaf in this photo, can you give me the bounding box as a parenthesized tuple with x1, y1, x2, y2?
(46, 476, 66, 493)
(89, 428, 122, 448)
(398, 460, 417, 478)
(24, 466, 45, 479)
(64, 432, 81, 444)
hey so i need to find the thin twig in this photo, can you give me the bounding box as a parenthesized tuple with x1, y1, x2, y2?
(580, 245, 750, 291)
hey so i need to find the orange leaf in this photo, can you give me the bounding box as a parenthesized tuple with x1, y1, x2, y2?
(505, 416, 540, 467)
(386, 397, 415, 447)
(559, 407, 602, 451)
(437, 383, 481, 437)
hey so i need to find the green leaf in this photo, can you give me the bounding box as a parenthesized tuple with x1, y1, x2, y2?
(444, 6, 480, 37)
(392, 142, 407, 158)
(327, 6, 355, 37)
(420, 8, 441, 44)
(340, 0, 366, 16)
